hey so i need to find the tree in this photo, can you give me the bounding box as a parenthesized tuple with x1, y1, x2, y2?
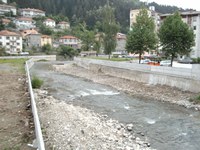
(41, 43, 52, 54)
(159, 12, 195, 66)
(102, 4, 119, 59)
(126, 8, 157, 63)
(58, 45, 78, 60)
(0, 47, 6, 56)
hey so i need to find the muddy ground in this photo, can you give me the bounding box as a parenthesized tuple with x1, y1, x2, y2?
(0, 63, 34, 150)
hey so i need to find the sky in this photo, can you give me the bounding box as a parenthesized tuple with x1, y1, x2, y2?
(141, 0, 200, 11)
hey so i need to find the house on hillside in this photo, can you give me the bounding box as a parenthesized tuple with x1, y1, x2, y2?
(26, 33, 41, 48)
(21, 29, 38, 39)
(2, 18, 11, 25)
(57, 21, 70, 30)
(19, 8, 45, 18)
(0, 30, 22, 54)
(0, 4, 16, 16)
(14, 17, 36, 30)
(43, 18, 56, 28)
(41, 35, 52, 46)
(59, 35, 79, 49)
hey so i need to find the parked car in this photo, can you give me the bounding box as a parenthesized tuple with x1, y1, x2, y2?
(160, 60, 171, 66)
(139, 59, 151, 64)
(178, 57, 193, 64)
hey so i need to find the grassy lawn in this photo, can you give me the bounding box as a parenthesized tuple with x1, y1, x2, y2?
(0, 58, 27, 74)
(85, 56, 133, 61)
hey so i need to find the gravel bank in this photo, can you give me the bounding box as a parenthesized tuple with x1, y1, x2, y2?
(34, 89, 153, 150)
(54, 63, 200, 110)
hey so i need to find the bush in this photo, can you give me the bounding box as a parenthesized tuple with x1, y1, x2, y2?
(190, 95, 200, 104)
(31, 76, 43, 89)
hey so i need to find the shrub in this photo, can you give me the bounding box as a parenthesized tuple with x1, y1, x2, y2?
(31, 76, 43, 89)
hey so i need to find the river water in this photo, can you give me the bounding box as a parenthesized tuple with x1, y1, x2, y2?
(31, 62, 200, 150)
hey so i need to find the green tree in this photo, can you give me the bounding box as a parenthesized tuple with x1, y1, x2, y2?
(0, 47, 6, 56)
(0, 18, 5, 30)
(159, 12, 195, 66)
(102, 5, 119, 59)
(126, 8, 157, 63)
(41, 43, 52, 54)
(58, 45, 78, 60)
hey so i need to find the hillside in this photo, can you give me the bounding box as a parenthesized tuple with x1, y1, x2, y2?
(8, 0, 191, 32)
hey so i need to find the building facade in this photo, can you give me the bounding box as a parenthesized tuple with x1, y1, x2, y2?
(0, 4, 16, 16)
(14, 17, 36, 30)
(19, 8, 45, 18)
(26, 33, 41, 48)
(43, 18, 56, 28)
(115, 33, 127, 55)
(41, 35, 52, 46)
(130, 7, 160, 31)
(160, 11, 200, 58)
(57, 21, 70, 30)
(59, 35, 79, 48)
(0, 30, 22, 54)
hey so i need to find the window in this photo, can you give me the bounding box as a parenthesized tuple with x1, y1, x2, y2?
(6, 43, 9, 45)
(193, 26, 196, 30)
(0, 42, 2, 46)
(6, 36, 9, 40)
(193, 17, 197, 22)
(17, 43, 20, 45)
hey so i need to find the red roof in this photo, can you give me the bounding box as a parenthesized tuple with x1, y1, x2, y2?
(45, 18, 55, 22)
(20, 8, 45, 13)
(17, 17, 33, 21)
(60, 35, 77, 39)
(2, 18, 11, 24)
(58, 21, 69, 24)
(0, 30, 21, 36)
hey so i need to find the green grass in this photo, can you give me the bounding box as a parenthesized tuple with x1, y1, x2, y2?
(85, 56, 133, 61)
(0, 58, 27, 73)
(190, 95, 200, 104)
(31, 76, 43, 89)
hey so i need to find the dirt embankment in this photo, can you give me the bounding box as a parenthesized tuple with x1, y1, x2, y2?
(54, 63, 200, 110)
(0, 64, 34, 150)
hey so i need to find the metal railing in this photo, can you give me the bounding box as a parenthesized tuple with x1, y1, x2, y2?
(25, 59, 45, 150)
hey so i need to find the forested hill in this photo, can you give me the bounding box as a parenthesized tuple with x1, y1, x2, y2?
(8, 0, 193, 32)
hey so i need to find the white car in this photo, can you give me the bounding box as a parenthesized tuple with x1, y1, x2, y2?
(160, 60, 171, 66)
(139, 59, 151, 64)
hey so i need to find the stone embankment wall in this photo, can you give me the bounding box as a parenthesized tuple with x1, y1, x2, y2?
(74, 58, 200, 93)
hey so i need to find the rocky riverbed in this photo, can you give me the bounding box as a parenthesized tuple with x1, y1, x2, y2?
(34, 89, 153, 150)
(53, 63, 200, 110)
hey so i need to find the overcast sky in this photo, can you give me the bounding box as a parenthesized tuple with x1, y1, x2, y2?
(141, 0, 200, 11)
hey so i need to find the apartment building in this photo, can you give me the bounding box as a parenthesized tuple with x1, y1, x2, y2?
(41, 35, 52, 46)
(0, 30, 22, 54)
(59, 35, 79, 48)
(43, 18, 56, 28)
(160, 11, 200, 58)
(57, 21, 70, 30)
(14, 17, 36, 30)
(19, 8, 45, 18)
(26, 33, 41, 48)
(0, 4, 16, 15)
(115, 33, 127, 55)
(130, 7, 160, 31)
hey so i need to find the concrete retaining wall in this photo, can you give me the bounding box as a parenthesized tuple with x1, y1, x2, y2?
(0, 55, 56, 61)
(74, 58, 200, 93)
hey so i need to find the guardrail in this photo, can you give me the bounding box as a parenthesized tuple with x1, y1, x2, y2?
(25, 59, 45, 150)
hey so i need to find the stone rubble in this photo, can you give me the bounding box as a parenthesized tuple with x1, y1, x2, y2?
(34, 89, 154, 150)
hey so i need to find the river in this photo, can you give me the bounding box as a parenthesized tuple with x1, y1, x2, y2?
(31, 62, 200, 150)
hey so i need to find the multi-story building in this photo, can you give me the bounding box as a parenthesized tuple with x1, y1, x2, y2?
(0, 4, 17, 16)
(57, 21, 70, 30)
(19, 8, 45, 18)
(130, 7, 160, 31)
(41, 35, 52, 46)
(21, 29, 38, 38)
(14, 17, 36, 30)
(0, 30, 22, 54)
(59, 35, 79, 48)
(115, 33, 127, 55)
(160, 11, 200, 58)
(1, 0, 7, 3)
(43, 18, 56, 28)
(2, 18, 11, 25)
(26, 33, 41, 48)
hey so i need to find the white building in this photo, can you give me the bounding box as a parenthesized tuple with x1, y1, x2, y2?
(57, 21, 70, 30)
(0, 30, 22, 54)
(19, 8, 45, 18)
(130, 7, 160, 31)
(43, 18, 56, 28)
(59, 35, 79, 48)
(160, 11, 200, 58)
(0, 4, 17, 16)
(1, 0, 7, 3)
(14, 17, 36, 30)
